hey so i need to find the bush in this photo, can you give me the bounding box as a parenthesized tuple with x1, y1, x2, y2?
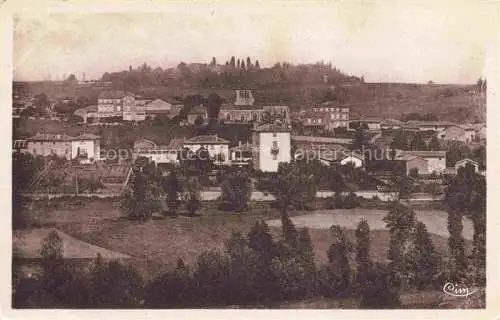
(326, 192, 360, 209)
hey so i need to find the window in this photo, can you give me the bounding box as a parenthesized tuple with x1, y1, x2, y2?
(330, 114, 334, 120)
(272, 141, 278, 160)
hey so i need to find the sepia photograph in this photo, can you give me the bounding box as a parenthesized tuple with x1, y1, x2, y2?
(8, 1, 494, 312)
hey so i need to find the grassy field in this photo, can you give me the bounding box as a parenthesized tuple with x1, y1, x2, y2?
(19, 199, 472, 280)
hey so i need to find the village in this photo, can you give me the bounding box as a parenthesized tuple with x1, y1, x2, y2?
(10, 6, 488, 309)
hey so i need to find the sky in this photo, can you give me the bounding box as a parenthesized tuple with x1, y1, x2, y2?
(12, 1, 495, 83)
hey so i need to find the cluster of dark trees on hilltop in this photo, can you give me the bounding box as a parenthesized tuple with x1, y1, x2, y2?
(100, 58, 362, 91)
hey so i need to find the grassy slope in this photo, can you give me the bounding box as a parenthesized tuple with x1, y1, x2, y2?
(18, 82, 485, 122)
(28, 199, 472, 280)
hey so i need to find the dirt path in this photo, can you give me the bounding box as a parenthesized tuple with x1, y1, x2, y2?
(266, 209, 473, 240)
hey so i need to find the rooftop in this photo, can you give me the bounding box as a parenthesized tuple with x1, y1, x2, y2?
(27, 132, 101, 142)
(291, 135, 353, 145)
(404, 150, 446, 158)
(184, 135, 230, 144)
(253, 123, 291, 132)
(98, 90, 128, 99)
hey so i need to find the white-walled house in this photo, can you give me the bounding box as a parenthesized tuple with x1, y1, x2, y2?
(182, 135, 230, 164)
(26, 132, 100, 163)
(340, 153, 364, 168)
(133, 138, 182, 164)
(455, 158, 479, 172)
(251, 124, 291, 172)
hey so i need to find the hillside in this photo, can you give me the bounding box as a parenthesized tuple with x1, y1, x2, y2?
(14, 81, 485, 123)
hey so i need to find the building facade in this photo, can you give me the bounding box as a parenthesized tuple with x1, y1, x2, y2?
(97, 90, 127, 118)
(133, 138, 180, 164)
(182, 135, 230, 164)
(26, 132, 100, 162)
(252, 124, 291, 172)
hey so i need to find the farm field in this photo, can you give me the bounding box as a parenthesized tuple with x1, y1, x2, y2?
(15, 199, 473, 280)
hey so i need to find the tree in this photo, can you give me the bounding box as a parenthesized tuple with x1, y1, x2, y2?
(409, 134, 427, 150)
(193, 249, 231, 305)
(352, 125, 367, 151)
(90, 255, 143, 307)
(391, 130, 408, 150)
(230, 56, 236, 69)
(391, 175, 414, 200)
(184, 177, 202, 217)
(412, 222, 439, 289)
(318, 225, 352, 297)
(206, 93, 222, 120)
(255, 60, 260, 69)
(428, 135, 440, 151)
(194, 115, 204, 127)
(359, 263, 401, 308)
(383, 202, 417, 289)
(162, 169, 183, 216)
(66, 74, 77, 82)
(219, 168, 251, 212)
(355, 219, 372, 295)
(246, 57, 252, 69)
(145, 258, 193, 308)
(445, 163, 485, 283)
(122, 170, 152, 221)
(258, 162, 317, 218)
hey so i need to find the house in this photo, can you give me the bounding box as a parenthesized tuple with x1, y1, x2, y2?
(438, 125, 474, 142)
(184, 105, 207, 125)
(400, 150, 446, 173)
(262, 105, 291, 126)
(219, 104, 265, 123)
(133, 138, 180, 164)
(26, 132, 100, 163)
(455, 158, 479, 173)
(291, 135, 353, 149)
(234, 89, 255, 106)
(252, 124, 291, 172)
(304, 101, 350, 130)
(122, 94, 147, 122)
(381, 119, 402, 130)
(350, 117, 382, 131)
(144, 99, 173, 119)
(230, 142, 253, 166)
(404, 121, 457, 133)
(396, 153, 429, 175)
(182, 135, 230, 164)
(218, 90, 290, 126)
(74, 105, 98, 123)
(340, 153, 364, 168)
(97, 90, 128, 118)
(365, 160, 407, 177)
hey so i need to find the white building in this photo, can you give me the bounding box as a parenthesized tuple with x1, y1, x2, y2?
(25, 132, 100, 163)
(340, 153, 364, 168)
(455, 158, 479, 173)
(133, 138, 182, 164)
(182, 135, 230, 164)
(251, 124, 291, 172)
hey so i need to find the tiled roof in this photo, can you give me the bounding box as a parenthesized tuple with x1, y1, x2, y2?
(253, 124, 291, 132)
(167, 138, 185, 149)
(184, 135, 230, 144)
(455, 158, 479, 166)
(291, 135, 353, 145)
(97, 90, 127, 99)
(230, 144, 254, 152)
(405, 150, 446, 158)
(188, 105, 206, 114)
(27, 132, 100, 141)
(145, 99, 172, 111)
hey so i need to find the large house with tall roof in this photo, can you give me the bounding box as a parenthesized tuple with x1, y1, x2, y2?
(23, 132, 100, 163)
(182, 135, 230, 164)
